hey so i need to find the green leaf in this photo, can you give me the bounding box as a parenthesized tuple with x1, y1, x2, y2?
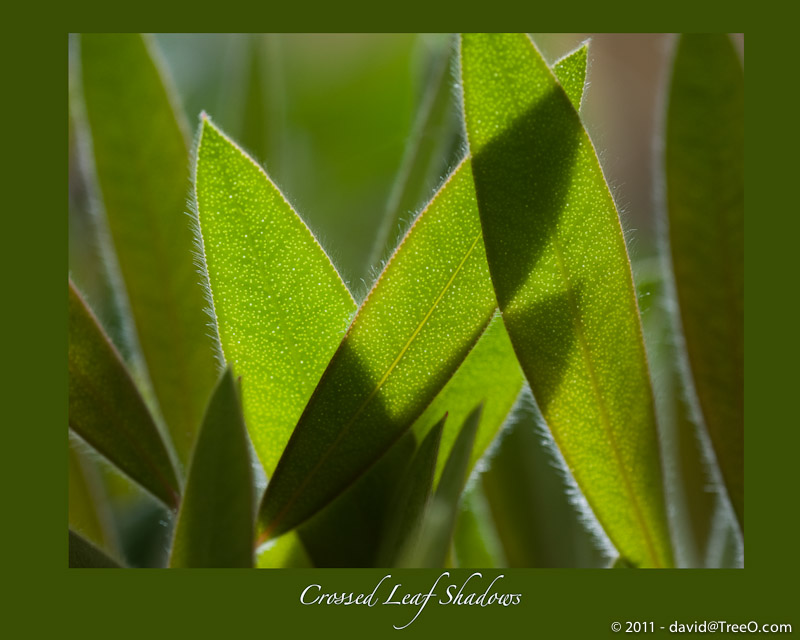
(69, 280, 180, 509)
(377, 417, 445, 567)
(460, 33, 673, 568)
(411, 315, 523, 484)
(69, 435, 118, 553)
(665, 34, 743, 531)
(169, 368, 254, 567)
(194, 116, 357, 475)
(553, 42, 589, 111)
(369, 35, 462, 267)
(452, 483, 506, 568)
(69, 530, 121, 568)
(256, 532, 312, 568)
(77, 34, 218, 465)
(408, 42, 586, 485)
(258, 159, 498, 541)
(400, 405, 482, 567)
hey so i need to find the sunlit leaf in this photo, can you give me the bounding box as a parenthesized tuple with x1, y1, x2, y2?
(194, 116, 357, 476)
(399, 405, 482, 567)
(369, 35, 462, 267)
(69, 280, 180, 509)
(257, 159, 498, 541)
(256, 532, 312, 568)
(378, 417, 445, 567)
(77, 34, 218, 466)
(410, 42, 587, 485)
(170, 368, 254, 567)
(460, 33, 673, 568)
(69, 530, 121, 568)
(665, 33, 743, 531)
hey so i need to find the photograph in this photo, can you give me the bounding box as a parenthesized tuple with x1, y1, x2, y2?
(68, 33, 743, 573)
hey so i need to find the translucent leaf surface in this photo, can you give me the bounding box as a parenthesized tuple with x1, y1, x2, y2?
(78, 34, 218, 465)
(194, 116, 357, 475)
(665, 34, 744, 531)
(170, 368, 254, 567)
(69, 280, 180, 509)
(258, 160, 498, 540)
(460, 33, 673, 568)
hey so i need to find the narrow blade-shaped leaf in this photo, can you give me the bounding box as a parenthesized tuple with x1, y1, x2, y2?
(452, 484, 506, 568)
(69, 435, 117, 552)
(369, 35, 461, 266)
(78, 34, 218, 465)
(69, 280, 180, 508)
(69, 530, 121, 568)
(378, 416, 445, 567)
(553, 42, 589, 111)
(170, 368, 254, 567)
(665, 34, 744, 531)
(400, 405, 482, 567)
(258, 159, 498, 540)
(408, 42, 586, 484)
(460, 33, 673, 568)
(194, 116, 357, 475)
(411, 315, 523, 483)
(256, 532, 312, 568)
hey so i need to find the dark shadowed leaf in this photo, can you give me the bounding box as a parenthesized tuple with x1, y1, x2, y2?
(69, 280, 180, 509)
(77, 34, 218, 465)
(170, 368, 254, 567)
(399, 405, 482, 567)
(665, 34, 743, 531)
(69, 530, 122, 568)
(460, 33, 673, 567)
(378, 417, 445, 567)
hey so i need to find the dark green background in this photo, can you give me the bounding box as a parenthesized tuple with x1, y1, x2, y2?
(10, 2, 789, 635)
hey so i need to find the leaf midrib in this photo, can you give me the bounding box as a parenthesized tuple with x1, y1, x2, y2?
(260, 223, 483, 542)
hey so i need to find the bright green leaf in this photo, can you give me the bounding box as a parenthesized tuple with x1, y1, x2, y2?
(369, 36, 462, 267)
(194, 116, 357, 476)
(460, 33, 673, 568)
(665, 34, 743, 531)
(69, 280, 180, 509)
(256, 532, 312, 568)
(257, 159, 498, 541)
(409, 42, 587, 485)
(78, 34, 218, 465)
(553, 42, 588, 110)
(169, 368, 254, 567)
(400, 405, 482, 567)
(378, 417, 445, 567)
(69, 530, 121, 568)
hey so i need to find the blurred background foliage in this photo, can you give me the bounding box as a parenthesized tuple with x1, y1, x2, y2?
(68, 33, 743, 568)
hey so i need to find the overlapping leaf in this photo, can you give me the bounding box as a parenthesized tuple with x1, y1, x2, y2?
(194, 116, 357, 475)
(257, 159, 498, 541)
(665, 34, 744, 531)
(69, 280, 180, 508)
(377, 417, 445, 566)
(170, 368, 254, 568)
(460, 33, 673, 567)
(78, 34, 218, 465)
(69, 530, 121, 568)
(399, 405, 482, 567)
